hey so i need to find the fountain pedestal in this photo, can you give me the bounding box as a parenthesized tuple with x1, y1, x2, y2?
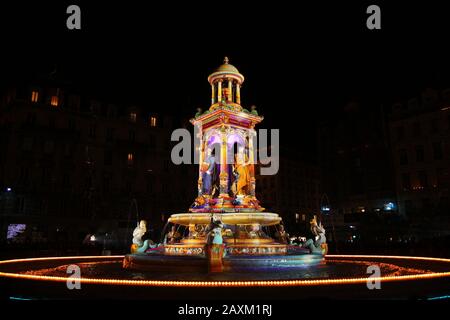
(123, 57, 326, 273)
(206, 244, 225, 272)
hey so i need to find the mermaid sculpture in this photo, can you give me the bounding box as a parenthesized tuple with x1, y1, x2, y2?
(205, 218, 225, 272)
(131, 220, 155, 254)
(206, 218, 224, 245)
(303, 215, 328, 255)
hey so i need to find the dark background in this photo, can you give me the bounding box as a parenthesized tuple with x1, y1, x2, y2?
(1, 2, 450, 304)
(1, 1, 450, 151)
(0, 1, 449, 257)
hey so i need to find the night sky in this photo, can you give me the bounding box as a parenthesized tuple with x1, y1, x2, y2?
(1, 2, 450, 156)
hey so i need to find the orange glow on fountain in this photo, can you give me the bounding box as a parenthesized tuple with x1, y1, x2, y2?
(123, 58, 300, 265)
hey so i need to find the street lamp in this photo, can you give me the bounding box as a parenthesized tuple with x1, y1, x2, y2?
(320, 193, 338, 253)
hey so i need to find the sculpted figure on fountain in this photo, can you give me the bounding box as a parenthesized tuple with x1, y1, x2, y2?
(303, 216, 328, 255)
(131, 220, 155, 253)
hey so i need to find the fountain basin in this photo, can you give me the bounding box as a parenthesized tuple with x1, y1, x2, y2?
(122, 251, 323, 272)
(1, 255, 450, 300)
(168, 212, 282, 226)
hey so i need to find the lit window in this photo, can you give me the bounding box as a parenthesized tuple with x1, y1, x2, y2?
(31, 91, 39, 103)
(51, 96, 59, 107)
(127, 153, 134, 166)
(150, 116, 157, 127)
(130, 112, 137, 122)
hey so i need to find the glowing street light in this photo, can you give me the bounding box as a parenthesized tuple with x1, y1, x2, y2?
(384, 202, 395, 211)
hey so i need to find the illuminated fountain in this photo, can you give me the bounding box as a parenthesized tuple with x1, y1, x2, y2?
(1, 58, 450, 300)
(122, 57, 327, 272)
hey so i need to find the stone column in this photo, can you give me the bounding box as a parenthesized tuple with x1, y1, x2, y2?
(198, 136, 205, 196)
(227, 80, 233, 102)
(217, 80, 222, 103)
(211, 83, 215, 105)
(236, 83, 241, 105)
(248, 129, 256, 197)
(219, 130, 228, 196)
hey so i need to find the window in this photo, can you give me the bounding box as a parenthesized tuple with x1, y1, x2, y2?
(64, 144, 72, 157)
(412, 122, 421, 137)
(68, 119, 76, 131)
(22, 137, 33, 151)
(396, 126, 405, 141)
(31, 91, 39, 103)
(104, 150, 113, 166)
(125, 180, 132, 193)
(149, 134, 156, 149)
(44, 140, 54, 154)
(50, 95, 59, 107)
(130, 112, 137, 123)
(68, 94, 80, 111)
(430, 119, 439, 134)
(421, 198, 431, 209)
(418, 171, 428, 188)
(106, 128, 114, 142)
(439, 196, 449, 211)
(103, 175, 111, 193)
(107, 105, 117, 118)
(433, 142, 443, 160)
(129, 130, 136, 142)
(26, 113, 36, 125)
(401, 173, 411, 190)
(49, 117, 55, 129)
(62, 173, 70, 188)
(150, 116, 157, 127)
(415, 145, 424, 162)
(146, 176, 154, 193)
(399, 149, 408, 165)
(127, 153, 134, 166)
(17, 197, 25, 213)
(436, 168, 448, 188)
(90, 101, 101, 114)
(404, 200, 413, 214)
(89, 124, 96, 138)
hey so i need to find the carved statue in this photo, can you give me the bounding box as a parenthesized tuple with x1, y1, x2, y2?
(188, 224, 199, 239)
(131, 220, 155, 254)
(274, 225, 290, 244)
(250, 105, 259, 115)
(201, 147, 219, 197)
(206, 219, 224, 245)
(205, 218, 225, 272)
(303, 216, 327, 255)
(166, 225, 181, 244)
(232, 152, 250, 196)
(248, 224, 262, 239)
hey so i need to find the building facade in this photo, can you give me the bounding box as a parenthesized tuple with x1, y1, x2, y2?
(256, 149, 321, 236)
(388, 88, 450, 236)
(0, 79, 197, 250)
(318, 101, 397, 241)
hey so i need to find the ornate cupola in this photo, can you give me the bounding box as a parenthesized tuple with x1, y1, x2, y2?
(190, 57, 264, 213)
(207, 57, 245, 111)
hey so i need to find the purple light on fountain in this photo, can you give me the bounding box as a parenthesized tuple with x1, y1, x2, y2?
(207, 135, 220, 146)
(227, 133, 244, 146)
